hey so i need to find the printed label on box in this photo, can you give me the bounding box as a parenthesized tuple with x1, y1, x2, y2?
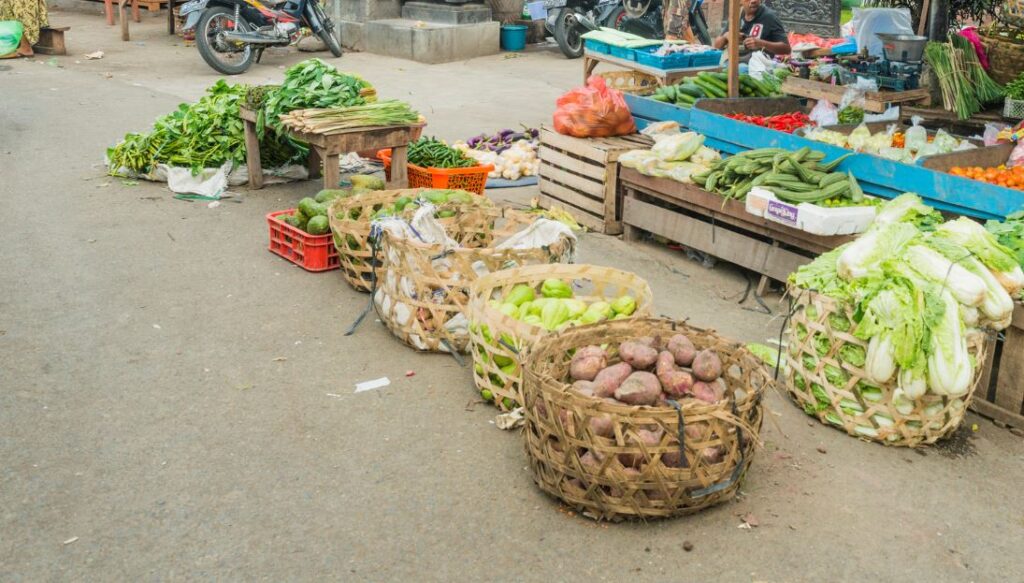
(766, 200, 799, 226)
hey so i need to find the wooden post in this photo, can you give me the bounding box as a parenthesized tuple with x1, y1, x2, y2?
(389, 145, 409, 189)
(727, 0, 740, 98)
(927, 0, 949, 42)
(242, 117, 263, 190)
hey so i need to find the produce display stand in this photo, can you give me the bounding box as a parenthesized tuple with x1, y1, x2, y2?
(684, 99, 1024, 220)
(780, 76, 931, 113)
(537, 128, 653, 235)
(974, 304, 1024, 431)
(239, 106, 424, 190)
(582, 50, 720, 87)
(618, 167, 853, 286)
(624, 92, 693, 130)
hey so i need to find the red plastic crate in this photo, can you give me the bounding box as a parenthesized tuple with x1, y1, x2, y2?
(266, 209, 339, 272)
(377, 149, 493, 195)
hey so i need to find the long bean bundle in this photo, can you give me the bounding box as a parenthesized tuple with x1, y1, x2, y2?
(925, 41, 979, 120)
(279, 100, 421, 134)
(950, 34, 1004, 104)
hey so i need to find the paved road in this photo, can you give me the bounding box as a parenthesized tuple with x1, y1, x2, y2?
(2, 10, 1023, 582)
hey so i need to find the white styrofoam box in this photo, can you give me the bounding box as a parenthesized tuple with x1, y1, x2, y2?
(745, 187, 877, 236)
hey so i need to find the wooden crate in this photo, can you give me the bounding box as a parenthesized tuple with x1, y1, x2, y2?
(781, 76, 931, 113)
(538, 128, 653, 235)
(973, 304, 1024, 431)
(618, 167, 852, 284)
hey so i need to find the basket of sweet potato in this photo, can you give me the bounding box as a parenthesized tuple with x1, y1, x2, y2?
(521, 318, 771, 521)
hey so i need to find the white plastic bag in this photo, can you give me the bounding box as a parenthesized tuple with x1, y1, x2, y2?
(850, 8, 913, 57)
(809, 99, 839, 127)
(984, 122, 1010, 146)
(904, 115, 927, 152)
(748, 51, 774, 81)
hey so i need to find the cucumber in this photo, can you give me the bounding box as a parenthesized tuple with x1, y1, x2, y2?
(677, 93, 697, 104)
(693, 78, 725, 98)
(676, 84, 704, 98)
(700, 72, 728, 92)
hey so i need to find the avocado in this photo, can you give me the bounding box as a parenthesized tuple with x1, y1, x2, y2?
(349, 174, 385, 191)
(447, 190, 474, 204)
(306, 215, 330, 235)
(315, 188, 350, 203)
(393, 196, 413, 212)
(297, 197, 319, 220)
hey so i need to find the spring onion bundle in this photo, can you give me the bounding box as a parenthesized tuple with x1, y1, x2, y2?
(278, 100, 422, 134)
(925, 41, 979, 120)
(950, 34, 1004, 104)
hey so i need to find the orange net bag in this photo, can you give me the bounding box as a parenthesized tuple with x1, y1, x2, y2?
(553, 75, 637, 138)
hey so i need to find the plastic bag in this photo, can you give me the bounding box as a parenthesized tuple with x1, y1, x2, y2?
(809, 99, 839, 127)
(651, 131, 704, 162)
(847, 124, 872, 151)
(640, 120, 680, 139)
(0, 21, 23, 57)
(748, 51, 774, 81)
(904, 115, 928, 152)
(840, 77, 878, 111)
(553, 75, 637, 138)
(850, 8, 913, 57)
(984, 122, 1009, 146)
(862, 126, 895, 154)
(1009, 142, 1024, 169)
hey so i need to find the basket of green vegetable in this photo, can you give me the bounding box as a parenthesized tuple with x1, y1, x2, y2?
(522, 318, 769, 521)
(328, 185, 493, 292)
(780, 193, 1024, 446)
(372, 207, 575, 353)
(378, 136, 494, 195)
(466, 264, 654, 411)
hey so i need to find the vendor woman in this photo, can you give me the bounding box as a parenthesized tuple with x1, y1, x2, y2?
(712, 0, 791, 57)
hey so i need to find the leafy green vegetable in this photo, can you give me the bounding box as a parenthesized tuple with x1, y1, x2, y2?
(263, 59, 373, 133)
(985, 211, 1024, 269)
(108, 80, 305, 175)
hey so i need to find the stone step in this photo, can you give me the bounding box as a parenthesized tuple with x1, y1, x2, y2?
(401, 1, 492, 24)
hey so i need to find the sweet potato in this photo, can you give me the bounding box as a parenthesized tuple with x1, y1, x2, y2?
(571, 380, 596, 397)
(619, 428, 663, 467)
(614, 372, 661, 406)
(701, 446, 725, 465)
(656, 351, 695, 398)
(591, 362, 633, 397)
(589, 411, 614, 438)
(692, 349, 723, 382)
(635, 335, 665, 350)
(667, 334, 697, 366)
(618, 341, 659, 370)
(690, 381, 722, 404)
(570, 345, 608, 381)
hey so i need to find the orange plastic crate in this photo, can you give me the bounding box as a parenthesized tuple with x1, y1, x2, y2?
(266, 209, 339, 272)
(377, 149, 493, 195)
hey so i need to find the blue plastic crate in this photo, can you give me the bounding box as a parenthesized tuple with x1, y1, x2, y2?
(609, 45, 636, 61)
(584, 39, 610, 54)
(635, 49, 691, 69)
(689, 50, 723, 68)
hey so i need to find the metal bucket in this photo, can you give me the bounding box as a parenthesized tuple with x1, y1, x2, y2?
(876, 33, 927, 63)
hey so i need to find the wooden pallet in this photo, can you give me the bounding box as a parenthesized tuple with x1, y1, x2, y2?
(619, 167, 853, 285)
(974, 304, 1024, 431)
(781, 76, 931, 114)
(537, 128, 653, 235)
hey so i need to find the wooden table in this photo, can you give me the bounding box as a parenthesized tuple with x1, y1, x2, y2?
(582, 50, 720, 86)
(781, 76, 931, 114)
(618, 167, 853, 291)
(239, 106, 424, 190)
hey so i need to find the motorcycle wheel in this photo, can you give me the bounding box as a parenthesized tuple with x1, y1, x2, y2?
(196, 6, 255, 75)
(311, 1, 343, 57)
(607, 6, 628, 30)
(553, 8, 585, 59)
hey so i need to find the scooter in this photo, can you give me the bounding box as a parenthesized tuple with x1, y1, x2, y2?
(619, 0, 712, 45)
(545, 0, 627, 59)
(180, 0, 342, 75)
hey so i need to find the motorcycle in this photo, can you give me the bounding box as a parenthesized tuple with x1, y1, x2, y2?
(619, 0, 712, 45)
(180, 0, 342, 75)
(544, 0, 627, 59)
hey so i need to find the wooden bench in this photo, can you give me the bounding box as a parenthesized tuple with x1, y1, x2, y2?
(33, 26, 70, 56)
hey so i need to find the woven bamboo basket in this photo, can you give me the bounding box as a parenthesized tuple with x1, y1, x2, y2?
(785, 287, 985, 448)
(522, 318, 770, 521)
(327, 189, 492, 292)
(980, 27, 1024, 85)
(466, 264, 655, 411)
(374, 207, 575, 353)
